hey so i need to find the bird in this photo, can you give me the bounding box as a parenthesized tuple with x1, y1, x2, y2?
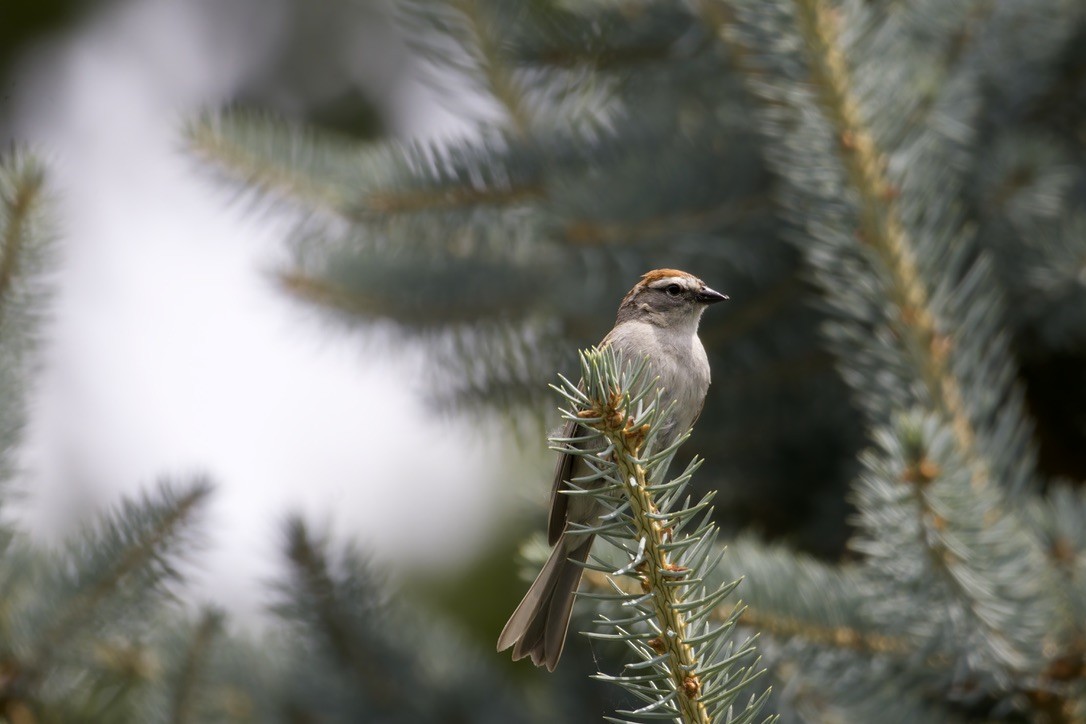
(497, 268, 728, 671)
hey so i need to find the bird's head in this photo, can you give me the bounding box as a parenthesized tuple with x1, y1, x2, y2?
(615, 269, 728, 329)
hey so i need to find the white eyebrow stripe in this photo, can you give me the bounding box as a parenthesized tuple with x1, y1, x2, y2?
(647, 276, 694, 289)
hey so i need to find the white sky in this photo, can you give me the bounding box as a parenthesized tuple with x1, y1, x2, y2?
(7, 0, 522, 619)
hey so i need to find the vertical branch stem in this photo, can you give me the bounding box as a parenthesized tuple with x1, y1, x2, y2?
(171, 610, 221, 724)
(453, 0, 532, 135)
(789, 0, 987, 485)
(0, 159, 45, 333)
(587, 390, 709, 724)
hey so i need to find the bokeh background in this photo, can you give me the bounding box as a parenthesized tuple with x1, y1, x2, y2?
(3, 0, 512, 619)
(4, 0, 1086, 721)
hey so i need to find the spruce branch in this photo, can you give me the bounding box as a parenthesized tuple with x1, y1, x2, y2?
(275, 517, 528, 722)
(187, 113, 549, 222)
(787, 0, 983, 470)
(185, 113, 350, 217)
(852, 411, 1058, 686)
(278, 517, 395, 694)
(169, 608, 223, 724)
(31, 480, 212, 673)
(277, 238, 557, 327)
(0, 151, 57, 490)
(276, 269, 368, 322)
(584, 568, 908, 656)
(0, 153, 46, 329)
(395, 0, 534, 133)
(561, 197, 771, 246)
(719, 0, 1042, 500)
(554, 347, 768, 724)
(0, 480, 213, 721)
(715, 0, 1073, 700)
(274, 516, 452, 720)
(449, 0, 533, 134)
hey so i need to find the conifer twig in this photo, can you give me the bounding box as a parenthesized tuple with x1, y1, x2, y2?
(561, 196, 771, 246)
(186, 117, 348, 216)
(450, 0, 532, 134)
(0, 157, 45, 321)
(554, 348, 767, 724)
(170, 609, 223, 724)
(584, 569, 909, 655)
(580, 387, 710, 724)
(361, 181, 543, 215)
(789, 0, 985, 485)
(34, 482, 212, 673)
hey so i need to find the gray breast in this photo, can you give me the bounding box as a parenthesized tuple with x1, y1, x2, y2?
(605, 320, 710, 451)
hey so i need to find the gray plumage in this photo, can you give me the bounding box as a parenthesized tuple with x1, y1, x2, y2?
(497, 269, 727, 670)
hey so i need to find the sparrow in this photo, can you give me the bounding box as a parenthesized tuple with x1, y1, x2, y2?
(497, 269, 727, 670)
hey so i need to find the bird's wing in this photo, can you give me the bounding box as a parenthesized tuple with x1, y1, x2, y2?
(547, 416, 580, 545)
(548, 338, 616, 545)
(689, 395, 706, 431)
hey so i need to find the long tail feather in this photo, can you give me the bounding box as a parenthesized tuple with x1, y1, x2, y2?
(497, 535, 593, 671)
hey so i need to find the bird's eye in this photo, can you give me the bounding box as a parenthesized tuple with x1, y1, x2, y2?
(665, 284, 682, 297)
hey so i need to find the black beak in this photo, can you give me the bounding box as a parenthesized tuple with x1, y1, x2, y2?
(696, 285, 729, 304)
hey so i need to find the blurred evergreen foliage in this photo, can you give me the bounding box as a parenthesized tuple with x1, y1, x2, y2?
(190, 0, 1086, 556)
(186, 0, 1086, 720)
(4, 0, 1086, 720)
(0, 153, 543, 722)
